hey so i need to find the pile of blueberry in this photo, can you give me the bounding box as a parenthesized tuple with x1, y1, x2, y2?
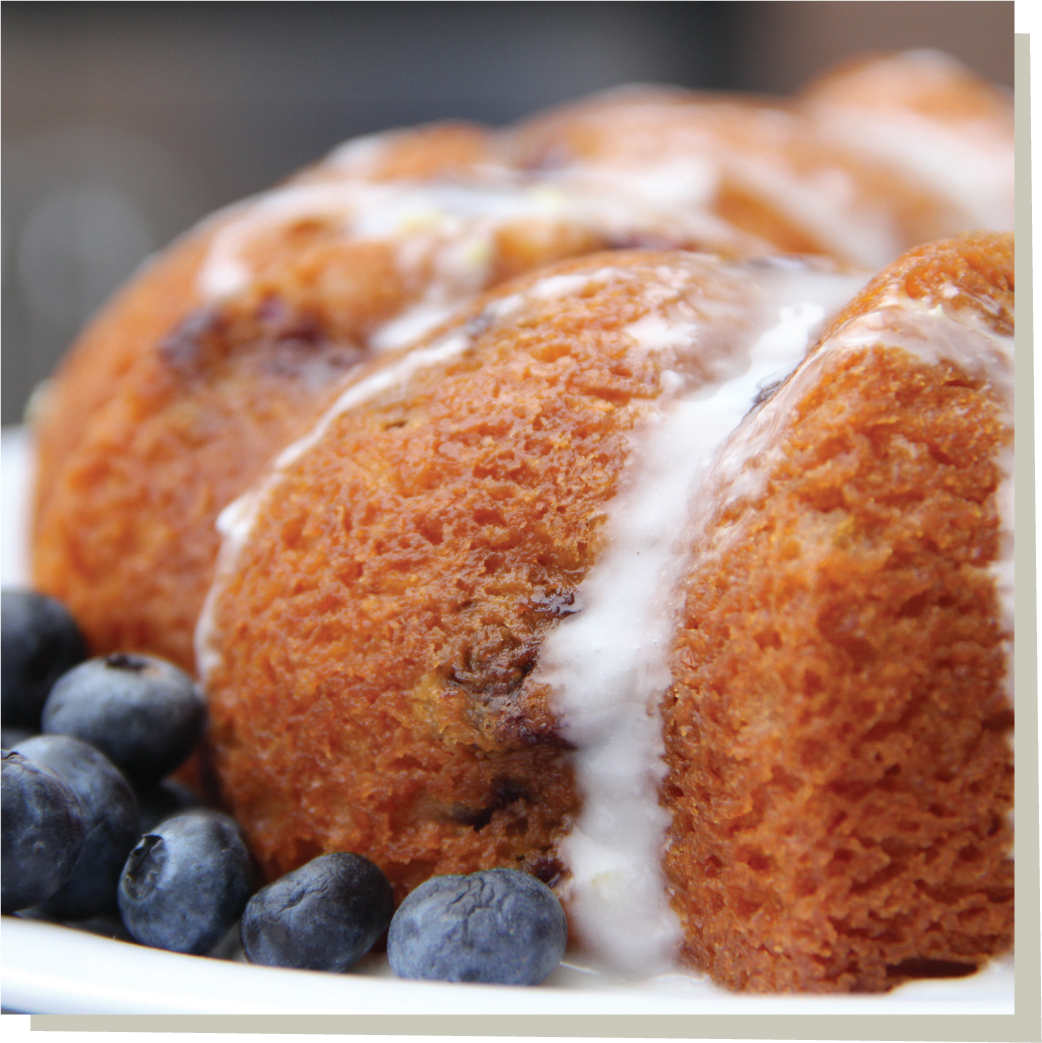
(1, 588, 568, 986)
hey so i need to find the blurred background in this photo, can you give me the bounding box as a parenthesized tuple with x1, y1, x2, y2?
(2, 1, 1014, 425)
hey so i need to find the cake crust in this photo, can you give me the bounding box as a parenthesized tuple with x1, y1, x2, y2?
(197, 237, 1013, 989)
(29, 58, 1013, 671)
(662, 236, 1013, 990)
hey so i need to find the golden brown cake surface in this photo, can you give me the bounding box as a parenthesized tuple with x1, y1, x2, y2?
(25, 55, 1015, 994)
(198, 251, 767, 894)
(197, 237, 1013, 989)
(661, 233, 1013, 990)
(29, 55, 1013, 672)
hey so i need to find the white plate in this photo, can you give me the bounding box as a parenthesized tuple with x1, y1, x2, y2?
(0, 427, 1016, 1015)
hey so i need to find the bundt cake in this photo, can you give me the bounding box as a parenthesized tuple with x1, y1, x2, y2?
(800, 49, 1015, 234)
(194, 233, 1013, 991)
(25, 52, 1014, 992)
(29, 52, 1013, 671)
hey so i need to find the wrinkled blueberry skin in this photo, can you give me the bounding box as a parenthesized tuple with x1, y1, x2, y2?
(42, 652, 206, 787)
(137, 778, 203, 834)
(1, 589, 87, 728)
(388, 868, 568, 985)
(118, 809, 254, 954)
(14, 734, 139, 918)
(1, 749, 87, 912)
(241, 852, 394, 971)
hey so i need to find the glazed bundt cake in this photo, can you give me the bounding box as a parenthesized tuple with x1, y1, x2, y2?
(194, 234, 1013, 991)
(29, 52, 1013, 671)
(26, 52, 1014, 992)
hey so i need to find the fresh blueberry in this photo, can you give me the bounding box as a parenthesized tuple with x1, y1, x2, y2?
(137, 778, 203, 834)
(241, 852, 394, 971)
(1, 749, 87, 912)
(42, 652, 206, 787)
(1, 589, 87, 728)
(387, 868, 568, 985)
(118, 809, 254, 954)
(14, 734, 139, 918)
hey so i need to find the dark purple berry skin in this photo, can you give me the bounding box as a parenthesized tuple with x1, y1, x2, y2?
(118, 809, 254, 954)
(42, 652, 206, 787)
(1, 749, 87, 912)
(14, 734, 139, 918)
(388, 868, 567, 985)
(1, 589, 87, 728)
(241, 852, 394, 971)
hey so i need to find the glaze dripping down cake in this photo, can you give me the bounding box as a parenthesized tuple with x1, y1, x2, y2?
(195, 236, 1013, 991)
(27, 52, 1014, 992)
(30, 50, 1013, 672)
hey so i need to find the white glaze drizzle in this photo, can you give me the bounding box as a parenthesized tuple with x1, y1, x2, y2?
(535, 92, 916, 269)
(194, 264, 631, 681)
(368, 300, 458, 354)
(723, 151, 902, 268)
(196, 171, 727, 305)
(680, 290, 1016, 849)
(193, 230, 1014, 972)
(533, 264, 864, 974)
(811, 113, 1013, 232)
(200, 91, 961, 322)
(683, 293, 1014, 699)
(532, 274, 1013, 973)
(192, 160, 768, 382)
(804, 50, 1013, 232)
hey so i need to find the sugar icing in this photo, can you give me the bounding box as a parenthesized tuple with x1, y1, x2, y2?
(194, 252, 1013, 975)
(676, 284, 1016, 846)
(683, 293, 1015, 697)
(194, 265, 630, 680)
(532, 265, 863, 973)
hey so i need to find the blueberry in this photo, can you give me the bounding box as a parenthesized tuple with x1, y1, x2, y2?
(1, 749, 87, 912)
(387, 868, 567, 985)
(42, 652, 206, 787)
(241, 852, 394, 972)
(118, 809, 254, 954)
(14, 734, 139, 918)
(1, 589, 87, 728)
(137, 778, 203, 834)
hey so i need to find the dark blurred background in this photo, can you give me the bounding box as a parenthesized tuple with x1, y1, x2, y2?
(1, 2, 1014, 425)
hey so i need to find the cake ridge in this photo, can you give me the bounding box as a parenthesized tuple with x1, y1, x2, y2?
(26, 55, 1015, 993)
(533, 261, 864, 973)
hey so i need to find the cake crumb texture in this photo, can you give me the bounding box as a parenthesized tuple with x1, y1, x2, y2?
(662, 235, 1013, 991)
